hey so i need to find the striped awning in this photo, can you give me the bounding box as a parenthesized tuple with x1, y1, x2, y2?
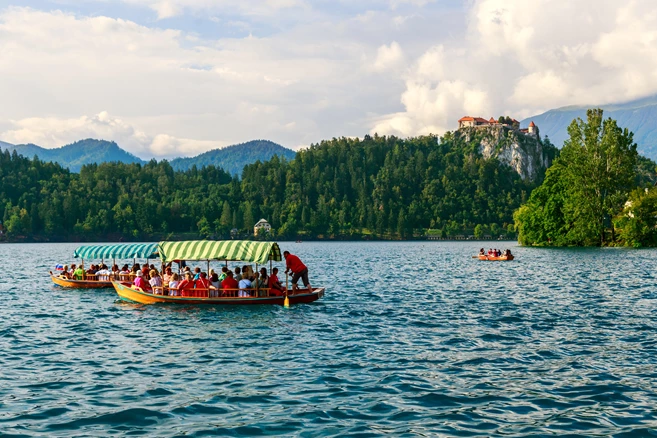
(73, 243, 159, 260)
(158, 240, 282, 264)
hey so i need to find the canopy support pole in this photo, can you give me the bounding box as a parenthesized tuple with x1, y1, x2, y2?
(255, 263, 259, 297)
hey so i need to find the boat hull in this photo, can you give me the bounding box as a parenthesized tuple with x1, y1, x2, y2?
(478, 255, 514, 261)
(112, 281, 325, 305)
(50, 273, 114, 289)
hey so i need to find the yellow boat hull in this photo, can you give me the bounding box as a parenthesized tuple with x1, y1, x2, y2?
(50, 273, 114, 289)
(112, 281, 325, 305)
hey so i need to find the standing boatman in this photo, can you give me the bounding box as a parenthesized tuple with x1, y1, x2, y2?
(283, 250, 312, 294)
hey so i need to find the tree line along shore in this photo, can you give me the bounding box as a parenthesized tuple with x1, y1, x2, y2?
(1, 109, 655, 246)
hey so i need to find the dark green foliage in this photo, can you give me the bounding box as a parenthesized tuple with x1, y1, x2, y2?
(0, 131, 549, 241)
(169, 140, 296, 177)
(515, 109, 641, 246)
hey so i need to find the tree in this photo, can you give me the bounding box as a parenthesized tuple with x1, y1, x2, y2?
(515, 109, 638, 246)
(560, 108, 637, 245)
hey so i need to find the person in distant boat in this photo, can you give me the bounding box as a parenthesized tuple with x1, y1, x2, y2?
(73, 265, 85, 280)
(69, 264, 77, 277)
(268, 267, 285, 296)
(168, 273, 180, 296)
(193, 267, 201, 281)
(234, 266, 242, 282)
(133, 270, 151, 291)
(284, 251, 311, 294)
(479, 248, 485, 256)
(238, 275, 253, 297)
(61, 264, 70, 279)
(222, 270, 238, 297)
(209, 273, 221, 297)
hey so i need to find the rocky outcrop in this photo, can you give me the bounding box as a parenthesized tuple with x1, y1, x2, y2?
(457, 126, 556, 181)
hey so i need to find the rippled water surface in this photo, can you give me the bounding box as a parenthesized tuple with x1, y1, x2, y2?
(2, 242, 657, 436)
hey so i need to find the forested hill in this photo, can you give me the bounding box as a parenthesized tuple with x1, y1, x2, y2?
(169, 140, 296, 176)
(2, 139, 142, 172)
(0, 132, 555, 241)
(1, 138, 296, 176)
(521, 94, 657, 159)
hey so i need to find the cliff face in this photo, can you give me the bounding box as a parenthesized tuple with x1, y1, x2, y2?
(457, 126, 557, 181)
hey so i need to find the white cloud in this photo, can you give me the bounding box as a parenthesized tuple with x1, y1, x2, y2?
(374, 0, 657, 136)
(1, 1, 657, 154)
(0, 112, 221, 158)
(372, 41, 404, 72)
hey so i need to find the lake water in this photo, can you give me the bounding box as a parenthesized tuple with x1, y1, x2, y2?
(1, 241, 657, 436)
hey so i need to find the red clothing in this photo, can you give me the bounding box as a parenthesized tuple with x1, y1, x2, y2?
(268, 274, 285, 296)
(178, 279, 195, 296)
(222, 277, 239, 296)
(285, 254, 306, 273)
(195, 277, 210, 289)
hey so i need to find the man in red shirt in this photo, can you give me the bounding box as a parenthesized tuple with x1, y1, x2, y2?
(221, 270, 239, 297)
(284, 251, 311, 294)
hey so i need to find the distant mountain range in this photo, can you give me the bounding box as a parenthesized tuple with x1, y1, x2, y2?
(521, 95, 657, 159)
(0, 138, 296, 175)
(169, 140, 296, 175)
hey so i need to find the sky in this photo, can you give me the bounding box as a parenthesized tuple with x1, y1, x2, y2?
(0, 0, 656, 159)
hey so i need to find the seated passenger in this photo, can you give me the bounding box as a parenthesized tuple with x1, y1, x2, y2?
(218, 266, 228, 282)
(177, 272, 195, 297)
(259, 267, 269, 285)
(96, 265, 111, 281)
(233, 267, 242, 282)
(69, 264, 77, 277)
(73, 265, 85, 280)
(210, 273, 220, 289)
(238, 275, 253, 297)
(168, 273, 180, 296)
(162, 267, 173, 285)
(61, 264, 70, 279)
(267, 267, 286, 296)
(193, 267, 201, 281)
(479, 248, 485, 255)
(196, 272, 210, 290)
(149, 269, 163, 293)
(133, 270, 151, 291)
(221, 271, 238, 297)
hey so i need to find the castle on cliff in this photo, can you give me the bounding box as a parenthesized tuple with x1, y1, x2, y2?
(458, 116, 539, 137)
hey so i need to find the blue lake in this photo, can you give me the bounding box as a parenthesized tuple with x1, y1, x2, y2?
(1, 241, 657, 436)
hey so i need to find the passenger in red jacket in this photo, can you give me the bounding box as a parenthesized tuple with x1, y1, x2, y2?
(283, 251, 311, 294)
(221, 271, 239, 297)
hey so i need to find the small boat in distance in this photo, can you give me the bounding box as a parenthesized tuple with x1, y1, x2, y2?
(478, 254, 514, 261)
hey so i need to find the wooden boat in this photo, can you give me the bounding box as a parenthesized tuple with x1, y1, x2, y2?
(111, 239, 326, 306)
(478, 254, 514, 261)
(51, 243, 159, 289)
(112, 281, 325, 305)
(50, 272, 113, 288)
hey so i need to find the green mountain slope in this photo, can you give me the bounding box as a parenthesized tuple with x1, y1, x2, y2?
(1, 139, 143, 172)
(169, 140, 296, 176)
(521, 95, 657, 159)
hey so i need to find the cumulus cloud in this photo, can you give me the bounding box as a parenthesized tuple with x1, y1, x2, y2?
(0, 112, 221, 158)
(372, 41, 404, 72)
(373, 0, 657, 136)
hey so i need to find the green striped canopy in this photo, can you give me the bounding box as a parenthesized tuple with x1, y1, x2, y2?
(73, 243, 159, 260)
(158, 240, 282, 264)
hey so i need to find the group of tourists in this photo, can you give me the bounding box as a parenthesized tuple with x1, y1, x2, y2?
(58, 251, 312, 299)
(479, 248, 513, 257)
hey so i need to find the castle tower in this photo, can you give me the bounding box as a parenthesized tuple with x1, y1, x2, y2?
(528, 121, 539, 137)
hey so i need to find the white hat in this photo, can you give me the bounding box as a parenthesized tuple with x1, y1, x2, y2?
(136, 270, 143, 277)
